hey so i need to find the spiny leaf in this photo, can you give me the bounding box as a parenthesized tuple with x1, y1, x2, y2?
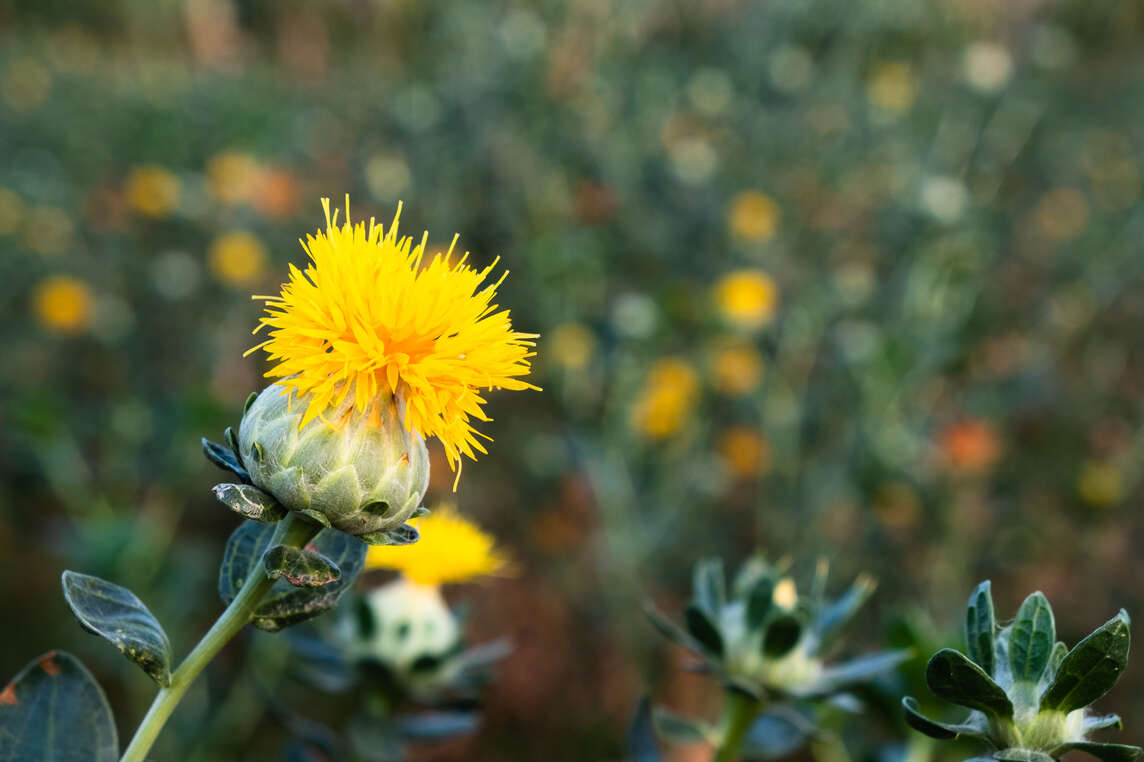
(264, 545, 341, 587)
(1083, 714, 1124, 733)
(61, 570, 172, 686)
(212, 483, 287, 522)
(1010, 592, 1056, 683)
(0, 651, 118, 762)
(1050, 744, 1142, 762)
(925, 648, 1013, 718)
(966, 581, 997, 675)
(1040, 610, 1130, 713)
(902, 696, 982, 740)
(203, 437, 250, 482)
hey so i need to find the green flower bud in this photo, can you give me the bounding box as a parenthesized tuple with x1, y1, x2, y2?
(238, 384, 430, 540)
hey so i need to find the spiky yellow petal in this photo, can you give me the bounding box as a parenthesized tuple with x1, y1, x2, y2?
(252, 197, 537, 473)
(365, 505, 510, 586)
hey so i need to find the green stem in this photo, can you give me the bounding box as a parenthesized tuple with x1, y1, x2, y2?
(119, 513, 322, 762)
(714, 690, 762, 762)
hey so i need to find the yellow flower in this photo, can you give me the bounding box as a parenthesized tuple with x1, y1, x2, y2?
(251, 197, 538, 473)
(207, 151, 260, 205)
(867, 62, 917, 113)
(209, 230, 267, 286)
(1077, 461, 1123, 508)
(125, 166, 180, 219)
(32, 275, 93, 334)
(548, 322, 596, 370)
(710, 338, 765, 396)
(728, 191, 780, 241)
(629, 357, 699, 440)
(365, 505, 509, 586)
(714, 269, 779, 331)
(717, 426, 771, 479)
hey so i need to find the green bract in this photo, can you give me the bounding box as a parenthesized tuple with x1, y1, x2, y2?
(224, 384, 430, 543)
(904, 581, 1142, 762)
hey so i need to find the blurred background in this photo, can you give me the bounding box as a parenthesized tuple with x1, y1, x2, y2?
(3, 0, 1144, 759)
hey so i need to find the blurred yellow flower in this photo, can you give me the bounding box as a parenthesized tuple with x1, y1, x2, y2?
(717, 426, 771, 479)
(548, 322, 596, 370)
(125, 166, 181, 219)
(208, 230, 267, 286)
(2, 58, 51, 112)
(727, 190, 780, 242)
(1034, 188, 1089, 242)
(713, 269, 779, 331)
(629, 357, 700, 440)
(365, 505, 510, 586)
(0, 188, 24, 235)
(1077, 461, 1123, 508)
(208, 151, 260, 205)
(867, 62, 917, 113)
(32, 275, 93, 334)
(710, 339, 764, 396)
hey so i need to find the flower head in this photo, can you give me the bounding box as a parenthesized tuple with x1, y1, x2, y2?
(251, 198, 537, 474)
(365, 504, 509, 586)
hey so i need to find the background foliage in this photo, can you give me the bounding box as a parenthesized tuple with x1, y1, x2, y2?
(2, 0, 1144, 759)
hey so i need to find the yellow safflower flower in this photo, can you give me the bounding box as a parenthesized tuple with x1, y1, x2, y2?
(1077, 461, 1123, 508)
(125, 166, 180, 219)
(548, 322, 596, 370)
(209, 230, 267, 286)
(867, 62, 917, 113)
(365, 505, 509, 586)
(629, 357, 700, 440)
(250, 197, 538, 473)
(32, 275, 93, 334)
(713, 269, 779, 331)
(727, 190, 780, 241)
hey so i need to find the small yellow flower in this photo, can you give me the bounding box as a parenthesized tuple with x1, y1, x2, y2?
(209, 230, 267, 286)
(1077, 461, 1123, 508)
(125, 166, 181, 219)
(207, 151, 260, 205)
(32, 275, 93, 334)
(548, 322, 596, 370)
(717, 426, 771, 479)
(867, 62, 917, 113)
(710, 339, 765, 396)
(251, 197, 538, 474)
(714, 269, 779, 331)
(727, 191, 780, 242)
(629, 357, 700, 440)
(365, 505, 509, 586)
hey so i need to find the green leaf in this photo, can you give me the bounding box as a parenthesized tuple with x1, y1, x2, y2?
(1040, 610, 1131, 713)
(684, 604, 724, 657)
(644, 602, 704, 654)
(652, 707, 711, 745)
(966, 581, 997, 675)
(264, 545, 341, 587)
(902, 696, 982, 740)
(996, 750, 1055, 762)
(814, 650, 911, 692)
(219, 520, 366, 631)
(202, 437, 250, 482)
(746, 578, 775, 632)
(815, 575, 876, 646)
(1049, 642, 1069, 679)
(692, 558, 726, 618)
(925, 648, 1014, 718)
(61, 570, 172, 686)
(1051, 743, 1143, 762)
(628, 698, 666, 762)
(359, 523, 420, 546)
(212, 483, 287, 522)
(1010, 592, 1056, 683)
(394, 711, 480, 740)
(740, 709, 809, 759)
(763, 614, 803, 658)
(1083, 714, 1124, 732)
(0, 651, 118, 762)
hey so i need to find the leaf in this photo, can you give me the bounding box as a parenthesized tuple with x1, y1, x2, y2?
(1010, 592, 1056, 683)
(1051, 743, 1143, 762)
(394, 711, 480, 740)
(1083, 714, 1123, 733)
(902, 696, 981, 740)
(925, 648, 1014, 718)
(61, 570, 172, 686)
(740, 709, 809, 759)
(814, 650, 911, 693)
(763, 614, 802, 658)
(219, 520, 366, 632)
(628, 698, 666, 762)
(814, 575, 876, 647)
(652, 707, 711, 745)
(692, 558, 726, 618)
(202, 437, 250, 482)
(995, 750, 1055, 762)
(264, 545, 341, 587)
(0, 651, 118, 762)
(684, 604, 724, 657)
(1040, 610, 1131, 713)
(643, 601, 704, 654)
(746, 578, 775, 632)
(966, 581, 997, 675)
(212, 483, 287, 522)
(359, 523, 420, 546)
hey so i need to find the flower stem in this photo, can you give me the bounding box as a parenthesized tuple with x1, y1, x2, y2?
(713, 690, 762, 762)
(119, 513, 322, 762)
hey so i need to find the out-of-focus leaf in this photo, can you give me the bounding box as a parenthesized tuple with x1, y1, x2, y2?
(814, 575, 875, 646)
(61, 570, 171, 686)
(763, 614, 803, 659)
(684, 604, 724, 657)
(815, 650, 911, 693)
(644, 601, 704, 654)
(740, 709, 809, 760)
(652, 707, 711, 745)
(692, 558, 726, 618)
(627, 698, 665, 762)
(395, 711, 480, 740)
(1040, 610, 1130, 712)
(0, 651, 117, 762)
